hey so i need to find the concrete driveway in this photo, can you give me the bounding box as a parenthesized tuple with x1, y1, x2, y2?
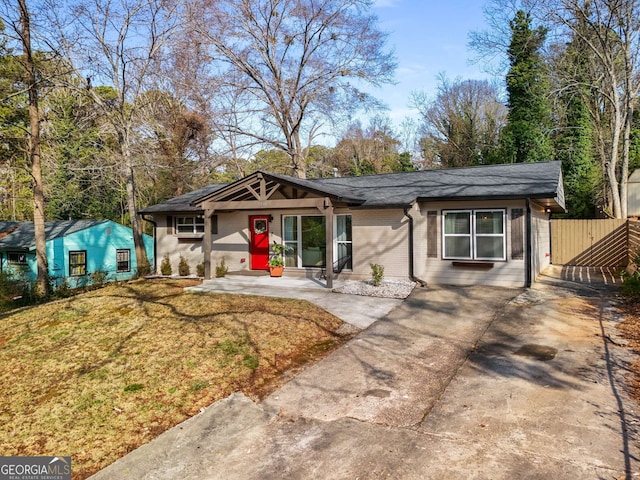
(90, 277, 639, 479)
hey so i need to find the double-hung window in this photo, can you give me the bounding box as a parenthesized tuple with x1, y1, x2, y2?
(116, 249, 131, 273)
(69, 250, 87, 276)
(442, 209, 505, 261)
(176, 216, 205, 234)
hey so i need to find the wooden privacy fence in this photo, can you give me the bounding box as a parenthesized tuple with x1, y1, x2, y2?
(551, 219, 640, 266)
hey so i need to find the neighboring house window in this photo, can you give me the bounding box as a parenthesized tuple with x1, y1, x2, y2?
(283, 214, 352, 269)
(176, 216, 205, 234)
(442, 210, 505, 261)
(116, 249, 131, 273)
(7, 252, 27, 265)
(69, 250, 87, 276)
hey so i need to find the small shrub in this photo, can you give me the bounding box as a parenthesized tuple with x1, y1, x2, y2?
(178, 255, 190, 276)
(215, 259, 228, 278)
(621, 273, 640, 300)
(91, 270, 108, 287)
(196, 262, 205, 277)
(370, 263, 384, 286)
(160, 254, 172, 276)
(53, 278, 73, 298)
(0, 270, 31, 309)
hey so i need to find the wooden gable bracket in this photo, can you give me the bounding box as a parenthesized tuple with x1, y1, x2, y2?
(244, 174, 280, 201)
(244, 183, 260, 201)
(265, 182, 281, 200)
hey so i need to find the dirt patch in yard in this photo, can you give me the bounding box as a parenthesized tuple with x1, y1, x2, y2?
(0, 279, 354, 479)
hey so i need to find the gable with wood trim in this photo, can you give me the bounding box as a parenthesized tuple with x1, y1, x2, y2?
(140, 161, 565, 288)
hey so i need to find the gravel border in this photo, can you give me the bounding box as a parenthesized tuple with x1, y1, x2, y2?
(333, 279, 416, 299)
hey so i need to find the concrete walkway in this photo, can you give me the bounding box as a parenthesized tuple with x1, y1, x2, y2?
(90, 278, 639, 479)
(186, 274, 403, 329)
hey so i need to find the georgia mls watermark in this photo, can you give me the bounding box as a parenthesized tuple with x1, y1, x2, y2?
(0, 457, 71, 480)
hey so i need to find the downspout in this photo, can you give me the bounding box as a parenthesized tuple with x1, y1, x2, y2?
(403, 206, 428, 287)
(525, 198, 532, 288)
(141, 214, 157, 275)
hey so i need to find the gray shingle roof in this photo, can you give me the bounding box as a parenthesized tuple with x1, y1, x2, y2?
(141, 161, 564, 213)
(0, 220, 108, 250)
(139, 184, 229, 214)
(311, 161, 564, 207)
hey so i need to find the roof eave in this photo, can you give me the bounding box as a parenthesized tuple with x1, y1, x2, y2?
(139, 208, 204, 215)
(350, 202, 414, 210)
(416, 193, 565, 210)
(190, 171, 365, 207)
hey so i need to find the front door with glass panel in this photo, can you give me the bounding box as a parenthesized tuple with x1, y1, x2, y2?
(249, 215, 270, 270)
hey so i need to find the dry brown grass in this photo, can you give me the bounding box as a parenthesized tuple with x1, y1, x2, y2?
(0, 278, 351, 479)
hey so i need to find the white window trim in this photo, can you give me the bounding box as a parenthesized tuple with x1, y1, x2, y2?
(442, 209, 506, 261)
(175, 215, 205, 234)
(69, 250, 87, 276)
(116, 249, 131, 273)
(334, 214, 353, 270)
(282, 214, 352, 269)
(442, 209, 473, 260)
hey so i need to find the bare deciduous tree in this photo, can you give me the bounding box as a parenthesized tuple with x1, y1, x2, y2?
(543, 0, 640, 218)
(48, 0, 182, 273)
(196, 0, 396, 178)
(412, 76, 507, 168)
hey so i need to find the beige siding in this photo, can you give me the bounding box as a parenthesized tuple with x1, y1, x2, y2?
(155, 211, 283, 274)
(348, 208, 409, 280)
(415, 200, 527, 288)
(153, 198, 550, 287)
(155, 215, 204, 273)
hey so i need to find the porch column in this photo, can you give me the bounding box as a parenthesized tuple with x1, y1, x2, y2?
(324, 198, 334, 289)
(203, 208, 215, 279)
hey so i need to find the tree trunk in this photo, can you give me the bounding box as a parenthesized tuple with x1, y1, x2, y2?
(19, 0, 49, 296)
(291, 131, 306, 179)
(607, 121, 622, 219)
(122, 141, 150, 276)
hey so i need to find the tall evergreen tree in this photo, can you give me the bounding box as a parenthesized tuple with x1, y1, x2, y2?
(552, 24, 599, 218)
(502, 10, 554, 163)
(0, 30, 32, 221)
(43, 88, 123, 221)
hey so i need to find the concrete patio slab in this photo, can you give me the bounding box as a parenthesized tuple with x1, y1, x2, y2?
(186, 275, 404, 329)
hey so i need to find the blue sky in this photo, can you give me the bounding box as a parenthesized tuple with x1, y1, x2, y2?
(371, 0, 494, 124)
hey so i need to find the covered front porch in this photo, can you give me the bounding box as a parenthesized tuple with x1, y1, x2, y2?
(193, 172, 361, 288)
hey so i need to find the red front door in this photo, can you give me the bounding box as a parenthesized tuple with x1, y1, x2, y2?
(249, 215, 270, 270)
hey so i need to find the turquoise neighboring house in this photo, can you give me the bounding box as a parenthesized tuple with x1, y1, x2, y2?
(0, 220, 154, 286)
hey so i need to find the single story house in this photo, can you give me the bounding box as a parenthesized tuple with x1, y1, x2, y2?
(140, 161, 565, 288)
(0, 220, 154, 286)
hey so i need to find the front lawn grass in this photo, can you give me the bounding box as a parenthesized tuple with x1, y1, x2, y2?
(0, 279, 350, 479)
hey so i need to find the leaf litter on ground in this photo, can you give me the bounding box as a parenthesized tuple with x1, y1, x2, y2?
(0, 278, 353, 479)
